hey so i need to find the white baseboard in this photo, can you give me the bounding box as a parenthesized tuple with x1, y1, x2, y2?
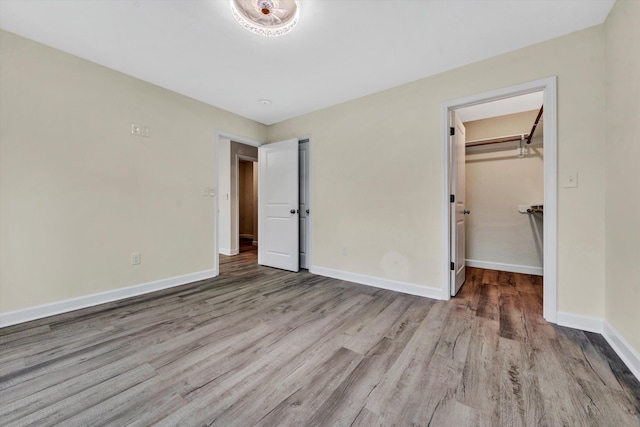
(310, 266, 445, 300)
(556, 311, 604, 333)
(0, 268, 218, 328)
(556, 312, 640, 382)
(465, 259, 543, 276)
(219, 248, 239, 256)
(603, 321, 640, 382)
(252, 240, 258, 246)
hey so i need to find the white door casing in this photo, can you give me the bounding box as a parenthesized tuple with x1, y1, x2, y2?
(258, 138, 299, 272)
(440, 77, 557, 322)
(299, 141, 310, 269)
(451, 112, 467, 296)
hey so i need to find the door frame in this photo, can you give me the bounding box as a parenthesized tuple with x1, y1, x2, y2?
(298, 138, 313, 269)
(214, 131, 262, 274)
(214, 131, 313, 275)
(440, 77, 558, 323)
(450, 112, 467, 296)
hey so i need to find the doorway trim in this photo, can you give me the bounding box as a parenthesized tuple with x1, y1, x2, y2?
(214, 131, 262, 274)
(299, 136, 313, 270)
(214, 131, 313, 275)
(440, 76, 558, 323)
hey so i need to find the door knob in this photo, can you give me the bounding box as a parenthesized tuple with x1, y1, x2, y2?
(290, 209, 296, 214)
(463, 210, 470, 215)
(306, 209, 310, 214)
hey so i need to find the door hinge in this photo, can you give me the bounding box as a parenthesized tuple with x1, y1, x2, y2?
(450, 194, 455, 203)
(450, 262, 455, 271)
(450, 127, 455, 136)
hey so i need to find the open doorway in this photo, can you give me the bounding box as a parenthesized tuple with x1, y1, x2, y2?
(215, 133, 312, 274)
(459, 92, 544, 276)
(442, 77, 557, 323)
(217, 138, 258, 257)
(238, 158, 258, 253)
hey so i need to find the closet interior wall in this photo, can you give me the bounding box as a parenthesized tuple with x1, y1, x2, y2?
(464, 109, 544, 275)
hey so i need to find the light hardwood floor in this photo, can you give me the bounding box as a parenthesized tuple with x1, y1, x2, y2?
(1, 249, 639, 426)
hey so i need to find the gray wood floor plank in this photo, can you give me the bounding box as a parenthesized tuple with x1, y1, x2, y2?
(383, 296, 435, 340)
(0, 354, 158, 422)
(456, 317, 501, 419)
(1, 255, 638, 426)
(342, 294, 413, 355)
(363, 301, 452, 420)
(0, 358, 24, 379)
(0, 326, 51, 346)
(154, 294, 373, 425)
(349, 406, 385, 427)
(253, 347, 363, 427)
(4, 364, 156, 427)
(496, 337, 546, 427)
(392, 353, 464, 426)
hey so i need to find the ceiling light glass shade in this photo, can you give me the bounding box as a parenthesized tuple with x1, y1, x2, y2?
(230, 0, 299, 37)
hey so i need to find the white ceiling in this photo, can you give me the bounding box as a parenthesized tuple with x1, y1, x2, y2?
(0, 0, 615, 125)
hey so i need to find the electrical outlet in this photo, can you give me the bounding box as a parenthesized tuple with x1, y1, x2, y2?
(131, 252, 141, 265)
(131, 123, 141, 135)
(141, 125, 150, 137)
(342, 247, 348, 256)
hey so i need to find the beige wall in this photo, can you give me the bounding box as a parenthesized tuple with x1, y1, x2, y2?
(0, 30, 267, 313)
(268, 25, 606, 317)
(464, 110, 544, 273)
(604, 0, 640, 353)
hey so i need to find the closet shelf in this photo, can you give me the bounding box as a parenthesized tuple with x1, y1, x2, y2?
(527, 204, 543, 214)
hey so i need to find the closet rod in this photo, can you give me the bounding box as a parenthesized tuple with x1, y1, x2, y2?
(466, 134, 527, 147)
(526, 105, 544, 145)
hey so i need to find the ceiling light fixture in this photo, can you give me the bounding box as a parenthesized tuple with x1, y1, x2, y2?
(259, 98, 272, 105)
(230, 0, 299, 37)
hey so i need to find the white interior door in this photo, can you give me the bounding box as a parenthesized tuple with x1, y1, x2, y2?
(258, 138, 299, 272)
(299, 141, 310, 269)
(451, 112, 467, 295)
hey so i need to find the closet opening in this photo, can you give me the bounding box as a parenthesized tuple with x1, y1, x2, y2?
(459, 92, 544, 278)
(442, 77, 557, 322)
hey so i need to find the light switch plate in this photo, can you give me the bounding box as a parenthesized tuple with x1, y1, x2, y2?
(562, 173, 578, 188)
(131, 252, 141, 265)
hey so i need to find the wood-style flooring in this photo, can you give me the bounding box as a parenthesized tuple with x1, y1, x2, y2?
(1, 249, 639, 426)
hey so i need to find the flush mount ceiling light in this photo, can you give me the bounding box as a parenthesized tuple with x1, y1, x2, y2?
(230, 0, 299, 37)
